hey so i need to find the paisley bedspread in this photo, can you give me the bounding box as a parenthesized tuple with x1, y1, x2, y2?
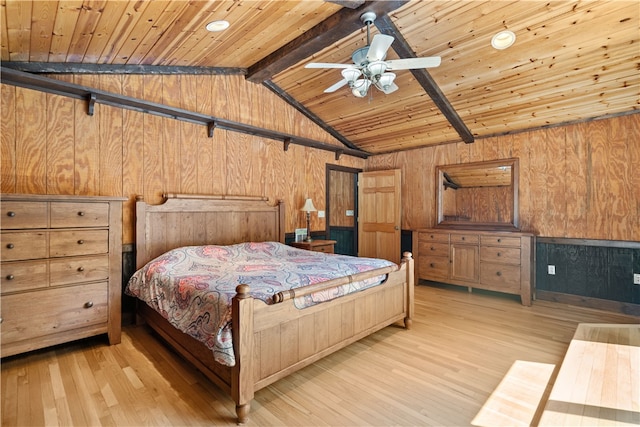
(125, 241, 396, 367)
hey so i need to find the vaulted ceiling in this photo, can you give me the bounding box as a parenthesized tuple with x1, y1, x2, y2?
(2, 0, 639, 155)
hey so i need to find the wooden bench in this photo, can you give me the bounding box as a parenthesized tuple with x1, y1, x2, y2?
(471, 360, 555, 427)
(538, 323, 640, 426)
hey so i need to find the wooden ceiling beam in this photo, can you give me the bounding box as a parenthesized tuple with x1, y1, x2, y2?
(324, 1, 366, 9)
(262, 80, 361, 151)
(245, 1, 409, 83)
(1, 62, 246, 75)
(375, 15, 475, 144)
(0, 67, 369, 159)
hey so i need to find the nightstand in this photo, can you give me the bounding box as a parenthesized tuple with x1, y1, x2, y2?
(289, 239, 337, 254)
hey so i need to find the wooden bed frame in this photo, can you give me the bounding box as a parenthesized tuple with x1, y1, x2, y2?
(134, 194, 414, 424)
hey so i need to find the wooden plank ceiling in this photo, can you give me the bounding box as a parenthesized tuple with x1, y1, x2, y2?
(1, 0, 638, 155)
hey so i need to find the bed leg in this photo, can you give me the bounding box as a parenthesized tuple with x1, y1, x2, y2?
(236, 403, 250, 425)
(402, 252, 414, 330)
(404, 317, 412, 329)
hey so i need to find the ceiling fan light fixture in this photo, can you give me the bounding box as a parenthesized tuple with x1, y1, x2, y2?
(376, 72, 396, 90)
(491, 30, 516, 49)
(205, 20, 230, 32)
(341, 67, 361, 84)
(367, 60, 387, 77)
(351, 79, 371, 98)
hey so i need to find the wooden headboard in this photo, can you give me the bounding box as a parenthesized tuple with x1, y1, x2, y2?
(135, 194, 285, 269)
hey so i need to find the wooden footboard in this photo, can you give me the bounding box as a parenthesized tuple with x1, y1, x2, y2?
(133, 194, 415, 424)
(138, 253, 414, 424)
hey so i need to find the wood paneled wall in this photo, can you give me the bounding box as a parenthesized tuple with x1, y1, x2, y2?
(0, 75, 364, 245)
(366, 114, 640, 242)
(328, 169, 355, 228)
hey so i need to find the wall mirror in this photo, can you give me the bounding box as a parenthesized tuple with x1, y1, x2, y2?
(436, 158, 519, 230)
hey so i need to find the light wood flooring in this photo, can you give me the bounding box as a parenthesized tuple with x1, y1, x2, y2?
(2, 283, 638, 426)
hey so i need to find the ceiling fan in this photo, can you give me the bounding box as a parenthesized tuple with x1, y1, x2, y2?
(305, 12, 441, 97)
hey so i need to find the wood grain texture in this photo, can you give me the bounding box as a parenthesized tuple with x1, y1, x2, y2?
(329, 169, 355, 228)
(97, 75, 123, 197)
(73, 75, 101, 196)
(46, 93, 75, 195)
(1, 84, 16, 192)
(0, 72, 361, 244)
(3, 1, 638, 154)
(2, 284, 638, 427)
(121, 75, 145, 244)
(2, 69, 638, 242)
(369, 114, 640, 241)
(15, 87, 47, 193)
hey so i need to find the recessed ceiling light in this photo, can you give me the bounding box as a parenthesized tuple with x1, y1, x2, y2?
(206, 20, 230, 32)
(491, 30, 516, 50)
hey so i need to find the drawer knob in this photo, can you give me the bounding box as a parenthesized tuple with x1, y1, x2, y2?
(461, 236, 465, 240)
(78, 211, 85, 216)
(0, 317, 3, 324)
(496, 271, 502, 276)
(430, 246, 435, 251)
(6, 243, 14, 249)
(7, 211, 15, 217)
(430, 234, 434, 238)
(497, 252, 501, 257)
(430, 263, 435, 268)
(77, 266, 85, 272)
(77, 240, 84, 244)
(84, 301, 94, 309)
(497, 238, 502, 243)
(6, 274, 14, 280)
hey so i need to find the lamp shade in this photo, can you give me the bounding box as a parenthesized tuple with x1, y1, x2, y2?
(351, 79, 372, 98)
(367, 60, 387, 76)
(301, 198, 317, 212)
(341, 67, 361, 84)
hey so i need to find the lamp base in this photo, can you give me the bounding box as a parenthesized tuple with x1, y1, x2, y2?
(304, 212, 312, 242)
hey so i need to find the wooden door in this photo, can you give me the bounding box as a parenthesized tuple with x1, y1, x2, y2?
(358, 169, 401, 264)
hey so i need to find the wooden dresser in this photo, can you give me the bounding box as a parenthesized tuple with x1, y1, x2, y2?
(413, 229, 534, 305)
(1, 194, 125, 358)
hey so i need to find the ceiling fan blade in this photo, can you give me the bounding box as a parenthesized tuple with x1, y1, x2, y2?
(385, 57, 441, 70)
(366, 34, 394, 62)
(324, 79, 349, 93)
(381, 82, 399, 94)
(305, 62, 351, 69)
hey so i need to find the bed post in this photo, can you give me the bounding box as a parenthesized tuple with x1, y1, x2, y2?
(232, 284, 254, 424)
(135, 195, 147, 270)
(402, 252, 415, 329)
(277, 199, 285, 243)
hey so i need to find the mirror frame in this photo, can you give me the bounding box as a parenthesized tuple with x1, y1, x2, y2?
(436, 158, 520, 231)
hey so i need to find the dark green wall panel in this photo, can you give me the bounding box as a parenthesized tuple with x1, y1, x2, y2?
(537, 241, 640, 304)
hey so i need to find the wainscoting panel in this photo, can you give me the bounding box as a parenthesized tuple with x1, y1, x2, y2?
(536, 238, 640, 315)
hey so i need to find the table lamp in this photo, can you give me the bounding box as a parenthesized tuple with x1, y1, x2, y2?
(300, 198, 317, 242)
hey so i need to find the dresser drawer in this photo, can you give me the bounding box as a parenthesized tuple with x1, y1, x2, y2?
(418, 256, 449, 281)
(1, 201, 48, 229)
(480, 263, 521, 289)
(450, 234, 478, 244)
(50, 202, 110, 228)
(418, 242, 449, 258)
(480, 246, 521, 265)
(418, 231, 449, 243)
(49, 230, 109, 257)
(1, 260, 49, 293)
(0, 282, 108, 346)
(480, 235, 521, 247)
(1, 231, 48, 261)
(50, 255, 109, 285)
